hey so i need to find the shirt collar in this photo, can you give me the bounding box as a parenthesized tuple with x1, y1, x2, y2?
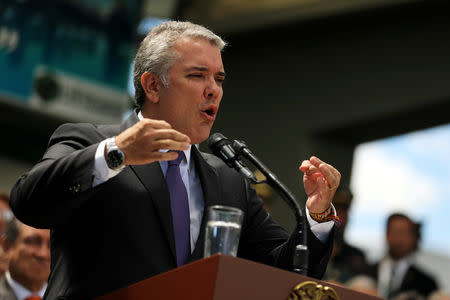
(386, 252, 415, 266)
(5, 271, 47, 300)
(137, 111, 192, 166)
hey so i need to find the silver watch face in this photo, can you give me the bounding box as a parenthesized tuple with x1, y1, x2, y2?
(107, 148, 124, 169)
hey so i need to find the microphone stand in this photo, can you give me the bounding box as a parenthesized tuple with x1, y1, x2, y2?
(232, 140, 309, 275)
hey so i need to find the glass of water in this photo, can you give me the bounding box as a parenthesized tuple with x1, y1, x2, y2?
(203, 205, 244, 258)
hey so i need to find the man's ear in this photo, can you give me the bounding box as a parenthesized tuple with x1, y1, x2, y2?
(140, 72, 162, 104)
(1, 236, 11, 252)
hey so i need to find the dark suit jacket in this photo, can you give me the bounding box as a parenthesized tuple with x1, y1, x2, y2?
(11, 111, 332, 299)
(368, 262, 438, 298)
(0, 277, 18, 300)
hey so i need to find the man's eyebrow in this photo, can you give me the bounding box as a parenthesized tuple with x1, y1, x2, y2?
(185, 66, 226, 77)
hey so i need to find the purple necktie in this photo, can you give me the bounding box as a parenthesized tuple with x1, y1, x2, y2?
(166, 151, 190, 266)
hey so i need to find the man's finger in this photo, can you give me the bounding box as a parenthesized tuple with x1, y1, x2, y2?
(146, 129, 191, 144)
(319, 165, 340, 188)
(153, 139, 190, 151)
(304, 166, 321, 175)
(140, 118, 173, 129)
(299, 160, 312, 172)
(151, 151, 179, 162)
(310, 156, 339, 178)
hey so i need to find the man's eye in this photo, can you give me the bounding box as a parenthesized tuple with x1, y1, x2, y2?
(23, 237, 41, 246)
(189, 74, 203, 78)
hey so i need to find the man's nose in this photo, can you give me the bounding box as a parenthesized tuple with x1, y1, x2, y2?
(35, 243, 51, 260)
(204, 77, 222, 100)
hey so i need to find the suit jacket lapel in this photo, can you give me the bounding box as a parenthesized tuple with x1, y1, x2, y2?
(121, 110, 177, 263)
(130, 163, 176, 262)
(0, 277, 18, 300)
(398, 265, 415, 292)
(189, 147, 222, 260)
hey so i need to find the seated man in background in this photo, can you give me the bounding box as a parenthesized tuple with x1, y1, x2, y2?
(323, 186, 368, 283)
(251, 170, 275, 213)
(0, 217, 50, 300)
(367, 213, 438, 299)
(0, 192, 13, 279)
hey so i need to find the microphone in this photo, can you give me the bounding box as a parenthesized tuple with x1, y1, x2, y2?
(207, 133, 257, 183)
(231, 139, 309, 275)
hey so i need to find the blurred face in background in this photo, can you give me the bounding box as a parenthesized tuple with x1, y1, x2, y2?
(0, 198, 12, 235)
(386, 217, 417, 260)
(3, 223, 50, 292)
(0, 198, 11, 278)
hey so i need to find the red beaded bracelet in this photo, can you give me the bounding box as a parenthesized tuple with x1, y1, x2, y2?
(309, 206, 342, 226)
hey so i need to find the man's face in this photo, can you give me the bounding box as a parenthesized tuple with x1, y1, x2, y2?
(386, 217, 417, 260)
(6, 224, 50, 289)
(157, 37, 225, 144)
(0, 200, 11, 235)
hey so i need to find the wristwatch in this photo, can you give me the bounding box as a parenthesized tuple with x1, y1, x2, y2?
(105, 137, 126, 170)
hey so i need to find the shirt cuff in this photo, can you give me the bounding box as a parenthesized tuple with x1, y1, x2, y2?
(306, 204, 336, 243)
(92, 139, 123, 187)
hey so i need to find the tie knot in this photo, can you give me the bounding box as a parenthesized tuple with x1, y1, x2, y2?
(168, 151, 185, 166)
(25, 296, 41, 300)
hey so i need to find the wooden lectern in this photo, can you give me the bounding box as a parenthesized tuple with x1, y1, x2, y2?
(97, 254, 384, 300)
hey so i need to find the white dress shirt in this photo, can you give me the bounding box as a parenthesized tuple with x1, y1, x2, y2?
(5, 271, 47, 300)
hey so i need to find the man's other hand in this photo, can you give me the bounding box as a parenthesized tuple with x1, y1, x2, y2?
(299, 156, 341, 214)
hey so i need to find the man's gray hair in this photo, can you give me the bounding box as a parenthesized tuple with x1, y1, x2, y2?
(133, 21, 227, 108)
(4, 217, 21, 243)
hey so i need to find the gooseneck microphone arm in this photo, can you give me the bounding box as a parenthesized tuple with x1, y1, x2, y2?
(231, 140, 308, 275)
(207, 133, 308, 275)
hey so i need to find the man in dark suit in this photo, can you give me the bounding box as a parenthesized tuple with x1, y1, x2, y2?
(10, 21, 341, 299)
(367, 213, 438, 299)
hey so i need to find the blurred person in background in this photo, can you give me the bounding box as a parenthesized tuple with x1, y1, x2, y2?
(323, 185, 369, 283)
(0, 192, 14, 279)
(0, 217, 50, 300)
(367, 212, 438, 299)
(251, 170, 275, 213)
(428, 290, 450, 300)
(345, 274, 378, 297)
(391, 291, 425, 300)
(0, 192, 13, 236)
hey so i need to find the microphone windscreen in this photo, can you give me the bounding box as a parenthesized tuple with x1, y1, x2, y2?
(207, 132, 226, 148)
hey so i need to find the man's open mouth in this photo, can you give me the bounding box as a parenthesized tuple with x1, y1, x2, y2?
(204, 109, 214, 116)
(201, 105, 218, 120)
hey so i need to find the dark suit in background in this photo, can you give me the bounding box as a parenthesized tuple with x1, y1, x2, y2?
(367, 262, 438, 299)
(0, 277, 18, 300)
(10, 111, 332, 299)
